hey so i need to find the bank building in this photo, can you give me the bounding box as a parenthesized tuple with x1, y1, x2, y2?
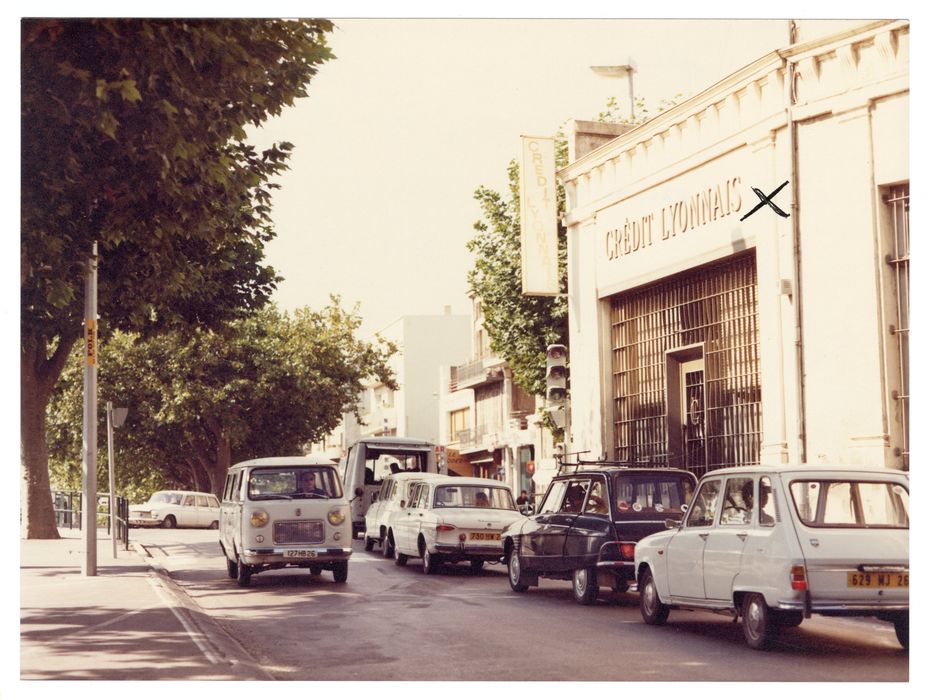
(558, 20, 909, 477)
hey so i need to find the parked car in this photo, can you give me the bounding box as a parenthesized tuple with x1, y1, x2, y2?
(128, 490, 220, 529)
(219, 455, 352, 587)
(634, 465, 910, 650)
(502, 465, 697, 604)
(389, 476, 523, 574)
(364, 472, 442, 555)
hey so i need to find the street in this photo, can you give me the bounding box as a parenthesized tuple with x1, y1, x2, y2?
(135, 529, 907, 682)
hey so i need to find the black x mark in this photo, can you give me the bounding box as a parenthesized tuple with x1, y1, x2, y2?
(740, 180, 790, 221)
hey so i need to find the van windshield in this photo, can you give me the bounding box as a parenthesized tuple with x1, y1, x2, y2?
(248, 467, 343, 500)
(789, 480, 909, 528)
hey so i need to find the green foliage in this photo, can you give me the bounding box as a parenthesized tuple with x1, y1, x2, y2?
(47, 301, 396, 498)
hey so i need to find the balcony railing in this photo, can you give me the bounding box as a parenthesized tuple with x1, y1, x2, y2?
(449, 355, 504, 392)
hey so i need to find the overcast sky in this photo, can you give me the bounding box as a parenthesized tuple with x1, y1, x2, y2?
(247, 17, 797, 336)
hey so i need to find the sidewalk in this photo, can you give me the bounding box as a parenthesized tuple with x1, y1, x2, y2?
(19, 526, 269, 681)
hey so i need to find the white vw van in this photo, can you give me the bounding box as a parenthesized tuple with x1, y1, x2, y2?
(219, 455, 352, 587)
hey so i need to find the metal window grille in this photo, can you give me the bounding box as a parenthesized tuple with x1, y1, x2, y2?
(610, 252, 761, 478)
(885, 184, 910, 469)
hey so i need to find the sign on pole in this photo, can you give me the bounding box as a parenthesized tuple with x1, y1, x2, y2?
(519, 135, 559, 296)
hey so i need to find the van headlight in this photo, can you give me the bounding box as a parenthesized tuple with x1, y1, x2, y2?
(250, 510, 269, 527)
(327, 508, 346, 526)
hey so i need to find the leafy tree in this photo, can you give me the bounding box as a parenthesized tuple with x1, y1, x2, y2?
(22, 19, 334, 537)
(47, 301, 397, 502)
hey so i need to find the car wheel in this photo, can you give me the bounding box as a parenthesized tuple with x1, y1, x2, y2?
(422, 548, 441, 575)
(364, 536, 375, 552)
(742, 593, 777, 650)
(639, 569, 670, 625)
(572, 566, 599, 605)
(236, 559, 252, 587)
(394, 544, 408, 567)
(611, 578, 630, 594)
(161, 515, 176, 529)
(507, 550, 529, 592)
(894, 614, 909, 650)
(225, 554, 238, 579)
(309, 566, 322, 575)
(384, 532, 395, 559)
(470, 559, 484, 574)
(209, 520, 219, 530)
(332, 561, 349, 583)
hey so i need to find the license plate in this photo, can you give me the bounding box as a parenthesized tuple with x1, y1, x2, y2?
(469, 532, 500, 541)
(284, 549, 318, 558)
(847, 572, 908, 588)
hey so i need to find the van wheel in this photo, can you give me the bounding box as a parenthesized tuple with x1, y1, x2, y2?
(470, 559, 484, 574)
(332, 562, 349, 583)
(309, 566, 322, 575)
(236, 559, 252, 587)
(572, 566, 599, 605)
(742, 593, 777, 650)
(894, 614, 909, 650)
(364, 536, 375, 552)
(639, 570, 669, 625)
(384, 532, 395, 559)
(225, 554, 238, 579)
(161, 515, 176, 529)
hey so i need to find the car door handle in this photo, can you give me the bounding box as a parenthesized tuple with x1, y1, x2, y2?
(699, 533, 709, 540)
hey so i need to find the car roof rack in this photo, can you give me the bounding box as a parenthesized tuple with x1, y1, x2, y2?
(556, 452, 673, 475)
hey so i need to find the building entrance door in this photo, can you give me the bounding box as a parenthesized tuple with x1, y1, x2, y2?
(681, 358, 705, 471)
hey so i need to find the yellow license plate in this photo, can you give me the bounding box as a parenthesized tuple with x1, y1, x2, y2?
(469, 532, 500, 541)
(847, 572, 908, 588)
(284, 549, 317, 558)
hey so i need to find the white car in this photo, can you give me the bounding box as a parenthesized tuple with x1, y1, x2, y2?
(389, 476, 523, 574)
(634, 465, 909, 650)
(128, 490, 220, 529)
(219, 455, 352, 587)
(364, 472, 442, 555)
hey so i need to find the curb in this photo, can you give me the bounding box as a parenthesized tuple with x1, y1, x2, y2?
(132, 542, 275, 680)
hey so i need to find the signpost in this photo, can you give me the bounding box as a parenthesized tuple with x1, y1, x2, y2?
(82, 243, 98, 576)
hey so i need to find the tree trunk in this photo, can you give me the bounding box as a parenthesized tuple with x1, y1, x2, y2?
(21, 332, 78, 539)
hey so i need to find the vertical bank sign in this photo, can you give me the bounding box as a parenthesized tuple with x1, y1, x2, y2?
(519, 136, 559, 296)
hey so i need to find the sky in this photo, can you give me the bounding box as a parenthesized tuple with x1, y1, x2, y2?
(246, 17, 797, 337)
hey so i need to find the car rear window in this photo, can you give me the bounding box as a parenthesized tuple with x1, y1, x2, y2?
(611, 473, 695, 518)
(433, 485, 516, 510)
(247, 467, 343, 500)
(789, 480, 909, 528)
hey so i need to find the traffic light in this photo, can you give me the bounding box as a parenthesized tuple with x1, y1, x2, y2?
(545, 344, 568, 405)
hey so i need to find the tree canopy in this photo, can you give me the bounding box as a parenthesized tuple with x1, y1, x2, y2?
(47, 301, 397, 503)
(21, 19, 334, 537)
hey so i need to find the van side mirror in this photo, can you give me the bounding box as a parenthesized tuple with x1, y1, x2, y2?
(665, 518, 680, 529)
(354, 487, 364, 498)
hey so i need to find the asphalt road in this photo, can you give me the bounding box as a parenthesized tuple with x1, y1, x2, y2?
(134, 528, 909, 682)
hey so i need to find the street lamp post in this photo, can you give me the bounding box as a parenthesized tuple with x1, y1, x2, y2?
(590, 61, 637, 121)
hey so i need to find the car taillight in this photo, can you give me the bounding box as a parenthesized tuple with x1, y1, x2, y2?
(619, 542, 635, 560)
(436, 524, 456, 532)
(790, 565, 808, 590)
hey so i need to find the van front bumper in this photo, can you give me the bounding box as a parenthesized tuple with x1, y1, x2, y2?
(241, 547, 352, 566)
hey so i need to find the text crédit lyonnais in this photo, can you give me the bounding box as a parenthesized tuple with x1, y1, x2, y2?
(605, 176, 743, 261)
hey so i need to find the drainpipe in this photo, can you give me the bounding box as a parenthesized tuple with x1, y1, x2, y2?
(783, 22, 808, 465)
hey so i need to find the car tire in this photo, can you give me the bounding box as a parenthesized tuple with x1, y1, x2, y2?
(384, 533, 395, 559)
(209, 520, 219, 530)
(422, 549, 441, 575)
(236, 559, 252, 587)
(309, 566, 322, 575)
(773, 610, 804, 628)
(611, 578, 630, 594)
(894, 614, 909, 650)
(161, 515, 176, 529)
(507, 550, 529, 592)
(364, 536, 375, 552)
(639, 569, 670, 625)
(572, 566, 599, 605)
(332, 562, 349, 583)
(394, 544, 408, 567)
(470, 559, 484, 574)
(742, 593, 777, 650)
(225, 554, 238, 579)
